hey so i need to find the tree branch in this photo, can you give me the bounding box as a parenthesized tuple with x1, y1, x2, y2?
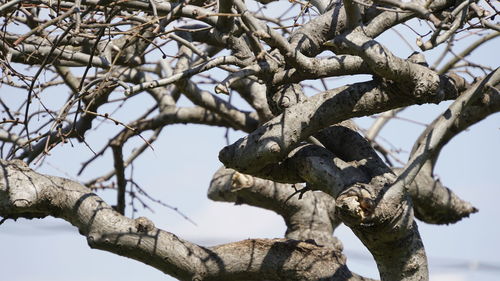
(404, 170, 478, 224)
(111, 145, 126, 214)
(0, 159, 373, 281)
(389, 68, 500, 195)
(208, 167, 343, 248)
(219, 76, 462, 174)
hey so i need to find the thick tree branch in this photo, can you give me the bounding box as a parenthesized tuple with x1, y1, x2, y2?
(0, 159, 373, 281)
(330, 33, 443, 99)
(0, 129, 27, 147)
(1, 0, 497, 280)
(362, 0, 460, 38)
(316, 122, 478, 224)
(231, 79, 275, 122)
(343, 0, 361, 29)
(219, 76, 462, 174)
(37, 0, 220, 26)
(404, 170, 478, 224)
(410, 83, 500, 176)
(3, 42, 111, 68)
(216, 0, 235, 32)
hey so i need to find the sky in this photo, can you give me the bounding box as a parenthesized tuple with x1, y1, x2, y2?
(1, 1, 499, 281)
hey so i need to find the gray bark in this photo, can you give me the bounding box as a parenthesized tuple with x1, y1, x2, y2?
(0, 159, 372, 281)
(1, 0, 498, 280)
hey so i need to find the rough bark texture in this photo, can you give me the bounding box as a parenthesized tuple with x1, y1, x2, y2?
(0, 159, 372, 281)
(1, 0, 498, 280)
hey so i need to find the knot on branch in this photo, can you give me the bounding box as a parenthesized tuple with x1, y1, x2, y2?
(266, 83, 306, 115)
(335, 184, 375, 224)
(135, 216, 155, 233)
(411, 67, 442, 102)
(12, 198, 32, 208)
(231, 172, 254, 190)
(260, 140, 281, 155)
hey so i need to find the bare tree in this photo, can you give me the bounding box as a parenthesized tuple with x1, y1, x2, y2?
(0, 0, 498, 280)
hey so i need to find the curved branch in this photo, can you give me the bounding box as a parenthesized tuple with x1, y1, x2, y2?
(231, 79, 275, 122)
(219, 76, 462, 174)
(405, 170, 478, 224)
(0, 159, 373, 281)
(386, 68, 500, 201)
(330, 33, 443, 99)
(410, 82, 500, 176)
(208, 167, 342, 248)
